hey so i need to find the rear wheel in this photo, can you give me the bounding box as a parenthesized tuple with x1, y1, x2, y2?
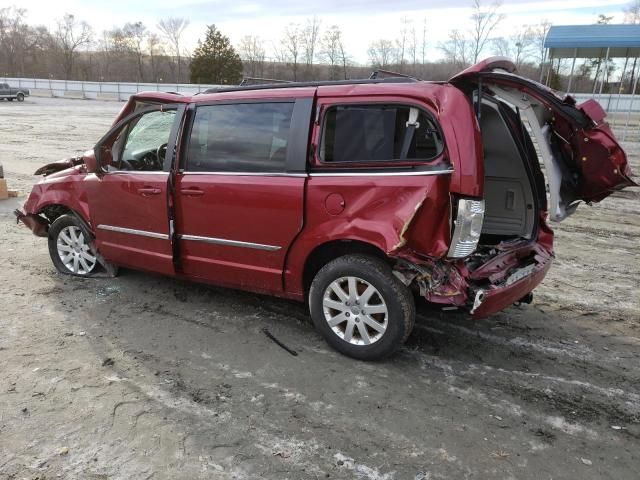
(48, 215, 97, 276)
(16, 93, 24, 102)
(309, 255, 415, 360)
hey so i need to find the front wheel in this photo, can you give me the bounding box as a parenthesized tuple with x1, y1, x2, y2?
(309, 255, 415, 360)
(48, 215, 98, 276)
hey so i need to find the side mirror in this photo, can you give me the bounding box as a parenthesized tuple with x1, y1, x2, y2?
(84, 149, 99, 173)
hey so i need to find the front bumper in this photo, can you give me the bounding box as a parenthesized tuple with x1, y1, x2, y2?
(14, 209, 48, 237)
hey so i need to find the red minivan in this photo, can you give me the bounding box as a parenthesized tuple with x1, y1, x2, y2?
(16, 58, 636, 359)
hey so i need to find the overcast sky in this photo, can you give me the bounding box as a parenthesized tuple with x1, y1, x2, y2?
(13, 0, 632, 62)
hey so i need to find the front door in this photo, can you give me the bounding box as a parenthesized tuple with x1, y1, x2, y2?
(86, 105, 184, 275)
(174, 99, 312, 293)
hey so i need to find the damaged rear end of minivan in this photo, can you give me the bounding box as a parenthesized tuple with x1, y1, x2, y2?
(398, 57, 635, 319)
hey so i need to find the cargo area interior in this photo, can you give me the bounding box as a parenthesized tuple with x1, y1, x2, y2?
(478, 98, 538, 244)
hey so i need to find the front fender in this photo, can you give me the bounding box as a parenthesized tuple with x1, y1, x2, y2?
(23, 170, 92, 226)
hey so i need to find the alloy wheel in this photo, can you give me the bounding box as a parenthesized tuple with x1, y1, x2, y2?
(322, 276, 388, 346)
(56, 225, 97, 275)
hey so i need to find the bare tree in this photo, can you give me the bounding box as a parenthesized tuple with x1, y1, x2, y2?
(624, 0, 640, 91)
(469, 0, 505, 63)
(420, 18, 428, 65)
(368, 39, 395, 68)
(338, 34, 349, 80)
(395, 17, 411, 70)
(321, 25, 342, 80)
(22, 25, 51, 77)
(281, 23, 302, 81)
(146, 33, 163, 82)
(408, 22, 418, 69)
(122, 22, 147, 82)
(0, 7, 26, 75)
(440, 30, 472, 69)
(239, 35, 266, 78)
(55, 14, 92, 79)
(492, 27, 533, 68)
(597, 14, 614, 24)
(529, 19, 551, 76)
(157, 17, 189, 82)
(624, 0, 640, 23)
(0, 7, 47, 76)
(301, 16, 321, 79)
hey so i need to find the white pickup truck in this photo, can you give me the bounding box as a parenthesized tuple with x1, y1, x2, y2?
(0, 82, 30, 102)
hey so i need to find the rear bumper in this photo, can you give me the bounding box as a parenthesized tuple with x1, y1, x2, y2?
(470, 255, 552, 319)
(14, 209, 48, 237)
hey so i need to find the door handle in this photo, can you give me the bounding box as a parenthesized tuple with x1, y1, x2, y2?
(138, 186, 161, 196)
(180, 188, 204, 197)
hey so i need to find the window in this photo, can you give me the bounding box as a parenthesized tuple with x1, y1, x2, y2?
(187, 103, 295, 172)
(107, 110, 176, 172)
(320, 104, 443, 163)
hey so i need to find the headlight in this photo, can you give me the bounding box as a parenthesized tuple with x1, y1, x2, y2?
(447, 198, 485, 258)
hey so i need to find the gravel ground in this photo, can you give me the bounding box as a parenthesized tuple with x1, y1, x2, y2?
(0, 97, 639, 480)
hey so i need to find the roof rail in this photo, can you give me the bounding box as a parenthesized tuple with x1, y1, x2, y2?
(369, 69, 422, 81)
(240, 77, 293, 86)
(203, 76, 419, 94)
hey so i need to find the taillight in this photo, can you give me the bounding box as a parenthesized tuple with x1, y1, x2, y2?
(447, 198, 485, 258)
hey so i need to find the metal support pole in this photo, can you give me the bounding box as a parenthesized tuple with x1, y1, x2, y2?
(612, 51, 631, 132)
(566, 48, 577, 94)
(539, 48, 547, 83)
(598, 47, 610, 103)
(622, 58, 639, 142)
(545, 56, 553, 86)
(592, 48, 603, 96)
(616, 51, 630, 112)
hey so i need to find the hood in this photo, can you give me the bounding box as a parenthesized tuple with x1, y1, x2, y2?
(34, 157, 85, 176)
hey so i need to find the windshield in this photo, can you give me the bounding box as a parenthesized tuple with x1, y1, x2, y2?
(122, 110, 176, 160)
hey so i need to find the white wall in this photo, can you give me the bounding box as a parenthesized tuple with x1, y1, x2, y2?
(2, 77, 225, 102)
(2, 77, 640, 112)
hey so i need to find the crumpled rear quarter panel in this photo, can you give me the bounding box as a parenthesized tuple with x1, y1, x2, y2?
(285, 174, 454, 295)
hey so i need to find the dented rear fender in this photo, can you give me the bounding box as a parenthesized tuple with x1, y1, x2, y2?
(285, 174, 455, 296)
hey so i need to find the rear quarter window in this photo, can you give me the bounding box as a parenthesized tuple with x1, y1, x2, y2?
(320, 104, 444, 164)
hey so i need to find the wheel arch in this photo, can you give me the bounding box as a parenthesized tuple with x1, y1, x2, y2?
(38, 204, 92, 233)
(301, 239, 389, 295)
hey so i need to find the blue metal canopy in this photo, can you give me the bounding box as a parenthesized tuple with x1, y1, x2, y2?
(544, 24, 640, 49)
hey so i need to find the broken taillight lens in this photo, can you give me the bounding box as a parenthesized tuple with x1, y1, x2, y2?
(447, 198, 485, 258)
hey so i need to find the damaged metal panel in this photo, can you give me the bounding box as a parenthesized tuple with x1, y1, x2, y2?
(393, 258, 469, 306)
(21, 170, 93, 226)
(14, 210, 48, 237)
(34, 157, 85, 176)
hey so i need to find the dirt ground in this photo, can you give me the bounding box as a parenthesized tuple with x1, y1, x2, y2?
(0, 97, 639, 480)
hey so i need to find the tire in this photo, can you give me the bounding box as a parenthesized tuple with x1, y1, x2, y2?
(16, 93, 24, 102)
(48, 214, 98, 276)
(309, 254, 415, 360)
(7, 98, 13, 101)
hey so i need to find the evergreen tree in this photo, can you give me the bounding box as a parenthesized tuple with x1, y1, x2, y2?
(190, 25, 243, 84)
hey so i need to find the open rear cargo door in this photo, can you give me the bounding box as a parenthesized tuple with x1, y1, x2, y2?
(451, 57, 636, 221)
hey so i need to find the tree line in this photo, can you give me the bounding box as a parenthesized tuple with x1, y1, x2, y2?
(1, 1, 639, 91)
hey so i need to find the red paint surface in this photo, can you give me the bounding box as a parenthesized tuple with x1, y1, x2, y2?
(84, 172, 174, 275)
(471, 255, 553, 319)
(17, 65, 635, 319)
(175, 174, 305, 294)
